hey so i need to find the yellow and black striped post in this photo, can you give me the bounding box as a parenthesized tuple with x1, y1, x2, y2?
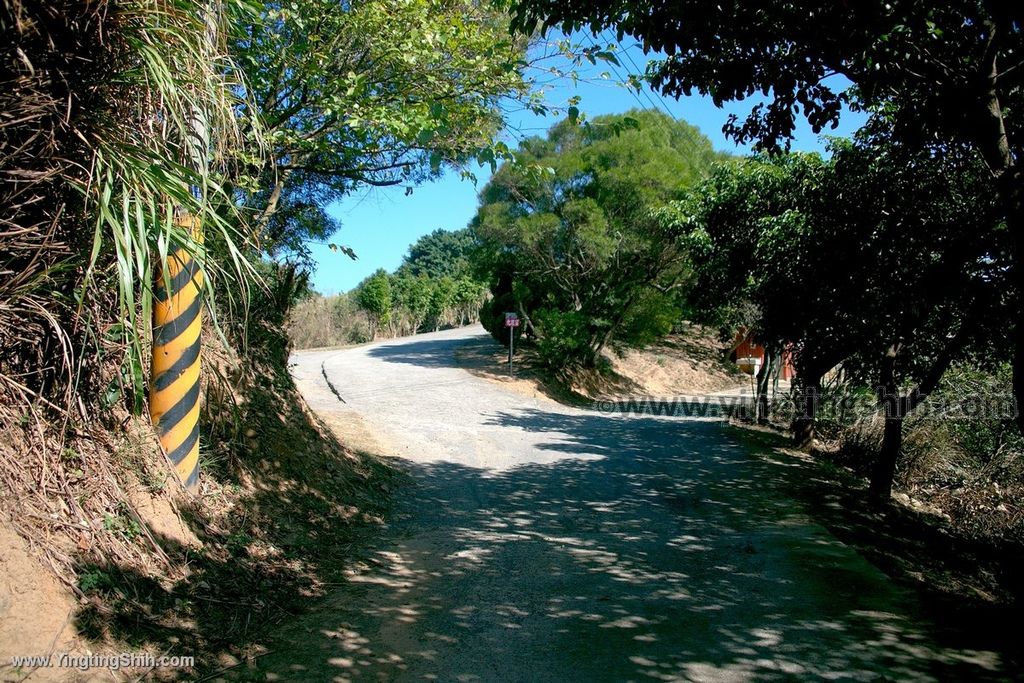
(150, 215, 203, 490)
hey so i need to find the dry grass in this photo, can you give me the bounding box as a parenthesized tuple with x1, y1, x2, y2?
(0, 333, 185, 611)
(0, 1, 391, 676)
(285, 293, 374, 349)
(816, 415, 1024, 545)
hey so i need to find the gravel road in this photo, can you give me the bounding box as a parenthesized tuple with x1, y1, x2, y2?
(238, 326, 1011, 682)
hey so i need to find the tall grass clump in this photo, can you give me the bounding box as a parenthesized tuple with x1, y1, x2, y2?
(0, 0, 263, 581)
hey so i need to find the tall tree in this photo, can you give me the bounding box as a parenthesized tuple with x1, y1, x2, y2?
(472, 109, 723, 369)
(676, 152, 862, 443)
(675, 129, 1008, 498)
(507, 0, 1024, 427)
(355, 269, 393, 338)
(826, 130, 1009, 500)
(398, 228, 477, 279)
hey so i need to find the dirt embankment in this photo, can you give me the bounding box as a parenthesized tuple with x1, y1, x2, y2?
(455, 323, 746, 404)
(0, 337, 397, 682)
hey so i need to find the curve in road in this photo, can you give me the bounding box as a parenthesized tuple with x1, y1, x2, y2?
(241, 326, 1010, 682)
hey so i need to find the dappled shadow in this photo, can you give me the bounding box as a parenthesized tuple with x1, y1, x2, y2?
(68, 353, 400, 681)
(227, 410, 1020, 682)
(367, 333, 493, 369)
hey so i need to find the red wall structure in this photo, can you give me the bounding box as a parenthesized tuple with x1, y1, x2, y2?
(729, 330, 795, 380)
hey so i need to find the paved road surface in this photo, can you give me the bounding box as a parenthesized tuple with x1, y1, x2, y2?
(240, 327, 1010, 682)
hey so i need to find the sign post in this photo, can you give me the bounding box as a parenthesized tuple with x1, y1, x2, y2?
(504, 312, 519, 375)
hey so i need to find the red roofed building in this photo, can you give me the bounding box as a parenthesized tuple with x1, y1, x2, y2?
(729, 329, 795, 380)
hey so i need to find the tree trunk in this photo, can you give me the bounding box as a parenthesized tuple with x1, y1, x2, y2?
(1005, 184, 1024, 433)
(791, 370, 820, 450)
(257, 169, 290, 229)
(868, 344, 902, 503)
(974, 44, 1021, 431)
(517, 303, 537, 339)
(989, 165, 1024, 433)
(588, 293, 638, 366)
(869, 404, 906, 503)
(868, 324, 970, 503)
(755, 346, 775, 424)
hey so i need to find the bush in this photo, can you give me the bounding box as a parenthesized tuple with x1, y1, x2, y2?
(831, 363, 1024, 491)
(480, 292, 521, 348)
(938, 365, 1023, 465)
(533, 308, 592, 369)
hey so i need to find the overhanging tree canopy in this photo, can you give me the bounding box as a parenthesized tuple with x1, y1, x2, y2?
(234, 0, 540, 260)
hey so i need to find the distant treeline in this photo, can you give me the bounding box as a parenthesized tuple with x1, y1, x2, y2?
(288, 229, 487, 348)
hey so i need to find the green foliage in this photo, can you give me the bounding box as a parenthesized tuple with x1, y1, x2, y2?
(508, 0, 1024, 437)
(353, 268, 487, 339)
(937, 364, 1024, 467)
(0, 0, 266, 411)
(102, 508, 142, 542)
(479, 285, 526, 347)
(391, 274, 433, 332)
(675, 126, 1007, 384)
(507, 1, 1023, 160)
(78, 569, 115, 595)
(429, 277, 457, 324)
(290, 228, 489, 347)
(233, 0, 537, 260)
(532, 309, 591, 369)
(669, 152, 830, 341)
(472, 109, 722, 368)
(355, 269, 394, 335)
(398, 228, 478, 279)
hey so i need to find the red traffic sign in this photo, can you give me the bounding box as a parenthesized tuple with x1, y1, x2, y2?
(504, 312, 520, 328)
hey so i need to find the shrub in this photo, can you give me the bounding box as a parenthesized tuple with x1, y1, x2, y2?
(533, 308, 592, 369)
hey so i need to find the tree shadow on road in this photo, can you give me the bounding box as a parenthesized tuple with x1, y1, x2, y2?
(63, 353, 402, 682)
(366, 334, 489, 368)
(234, 410, 1019, 682)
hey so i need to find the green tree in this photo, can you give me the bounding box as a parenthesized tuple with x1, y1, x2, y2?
(398, 228, 477, 279)
(675, 129, 1008, 499)
(391, 274, 434, 335)
(453, 276, 488, 326)
(507, 0, 1024, 428)
(428, 276, 458, 330)
(355, 269, 393, 338)
(233, 0, 538, 262)
(827, 133, 1009, 500)
(472, 109, 722, 369)
(676, 152, 850, 438)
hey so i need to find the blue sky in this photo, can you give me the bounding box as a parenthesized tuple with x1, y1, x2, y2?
(309, 37, 867, 295)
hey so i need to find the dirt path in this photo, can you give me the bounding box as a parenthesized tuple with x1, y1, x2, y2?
(234, 327, 1011, 682)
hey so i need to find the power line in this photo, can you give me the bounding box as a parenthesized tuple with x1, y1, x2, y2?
(581, 32, 706, 159)
(582, 33, 654, 117)
(607, 31, 679, 123)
